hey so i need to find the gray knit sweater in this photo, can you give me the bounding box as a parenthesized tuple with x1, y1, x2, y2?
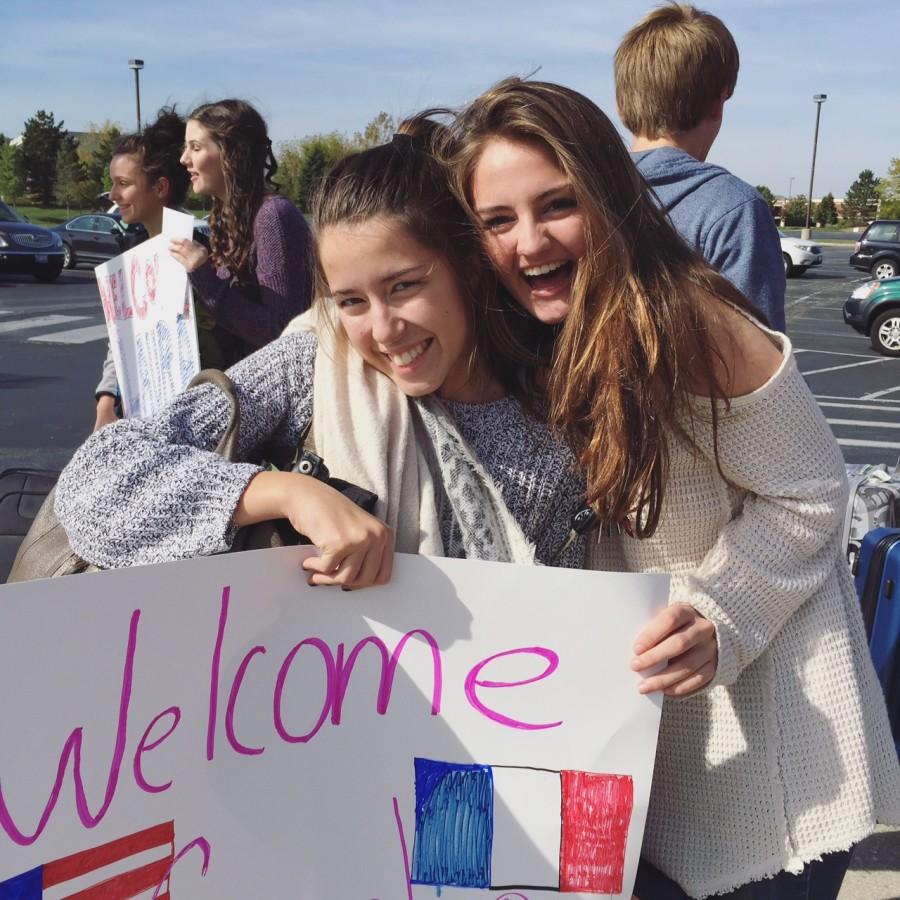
(57, 331, 585, 570)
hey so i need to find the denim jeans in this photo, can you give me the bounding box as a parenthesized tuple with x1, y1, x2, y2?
(633, 849, 852, 900)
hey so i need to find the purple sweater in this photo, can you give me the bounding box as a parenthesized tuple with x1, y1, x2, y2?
(188, 194, 313, 348)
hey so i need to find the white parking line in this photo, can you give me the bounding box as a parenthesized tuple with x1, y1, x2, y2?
(816, 394, 900, 403)
(803, 358, 890, 376)
(827, 418, 900, 429)
(789, 329, 867, 339)
(794, 348, 875, 359)
(837, 437, 900, 449)
(820, 402, 900, 413)
(28, 324, 109, 345)
(0, 314, 89, 335)
(862, 385, 900, 400)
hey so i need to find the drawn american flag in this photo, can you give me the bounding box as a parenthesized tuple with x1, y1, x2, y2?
(0, 821, 175, 900)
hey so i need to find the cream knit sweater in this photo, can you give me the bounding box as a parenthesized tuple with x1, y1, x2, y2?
(589, 331, 900, 898)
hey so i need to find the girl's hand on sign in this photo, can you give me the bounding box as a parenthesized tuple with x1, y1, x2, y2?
(294, 477, 394, 590)
(234, 471, 394, 590)
(169, 237, 209, 273)
(631, 602, 718, 697)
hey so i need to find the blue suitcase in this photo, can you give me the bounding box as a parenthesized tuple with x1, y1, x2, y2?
(853, 527, 900, 753)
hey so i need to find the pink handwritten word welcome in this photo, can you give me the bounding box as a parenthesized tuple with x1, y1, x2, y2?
(0, 586, 561, 857)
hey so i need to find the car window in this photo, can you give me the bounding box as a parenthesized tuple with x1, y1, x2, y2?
(96, 216, 119, 233)
(68, 216, 94, 231)
(868, 223, 900, 243)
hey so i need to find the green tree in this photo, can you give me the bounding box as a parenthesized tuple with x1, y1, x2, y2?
(0, 142, 27, 205)
(877, 158, 900, 219)
(278, 133, 349, 208)
(755, 185, 776, 215)
(815, 192, 837, 226)
(54, 135, 87, 214)
(78, 121, 123, 200)
(351, 111, 396, 150)
(843, 169, 881, 225)
(297, 145, 328, 214)
(783, 195, 808, 227)
(20, 110, 65, 204)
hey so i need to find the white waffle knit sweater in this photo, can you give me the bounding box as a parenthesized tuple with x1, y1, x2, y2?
(589, 331, 900, 898)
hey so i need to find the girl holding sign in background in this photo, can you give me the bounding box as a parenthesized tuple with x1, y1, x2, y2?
(169, 99, 313, 367)
(94, 109, 206, 430)
(57, 122, 587, 587)
(443, 78, 900, 900)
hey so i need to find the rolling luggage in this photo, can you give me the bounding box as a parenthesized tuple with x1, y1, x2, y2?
(853, 527, 900, 753)
(843, 463, 900, 568)
(0, 468, 59, 583)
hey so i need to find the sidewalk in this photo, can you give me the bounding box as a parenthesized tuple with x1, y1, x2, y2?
(840, 826, 900, 899)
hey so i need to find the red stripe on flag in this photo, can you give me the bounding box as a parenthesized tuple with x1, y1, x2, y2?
(559, 771, 633, 894)
(43, 821, 174, 889)
(61, 855, 171, 900)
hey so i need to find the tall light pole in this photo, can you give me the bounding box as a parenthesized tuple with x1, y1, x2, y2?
(802, 94, 827, 239)
(128, 59, 144, 132)
(787, 176, 795, 199)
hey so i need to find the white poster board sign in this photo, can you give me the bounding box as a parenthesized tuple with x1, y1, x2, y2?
(94, 209, 200, 418)
(0, 550, 667, 898)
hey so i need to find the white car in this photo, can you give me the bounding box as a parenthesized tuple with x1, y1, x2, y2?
(779, 232, 823, 278)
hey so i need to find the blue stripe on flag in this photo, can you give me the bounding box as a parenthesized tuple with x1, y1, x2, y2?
(411, 758, 493, 888)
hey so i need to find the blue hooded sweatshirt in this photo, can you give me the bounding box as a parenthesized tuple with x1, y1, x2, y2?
(632, 147, 786, 332)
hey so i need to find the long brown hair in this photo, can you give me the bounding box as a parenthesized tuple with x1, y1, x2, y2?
(446, 77, 763, 537)
(187, 99, 279, 282)
(310, 116, 520, 399)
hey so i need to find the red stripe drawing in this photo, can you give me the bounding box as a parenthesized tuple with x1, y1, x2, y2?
(560, 771, 633, 894)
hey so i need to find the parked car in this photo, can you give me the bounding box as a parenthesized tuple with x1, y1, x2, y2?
(779, 232, 823, 277)
(0, 201, 65, 282)
(843, 276, 900, 356)
(849, 220, 900, 280)
(50, 213, 147, 269)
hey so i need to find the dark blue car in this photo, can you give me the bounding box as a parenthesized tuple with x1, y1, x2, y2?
(51, 212, 147, 270)
(0, 201, 65, 282)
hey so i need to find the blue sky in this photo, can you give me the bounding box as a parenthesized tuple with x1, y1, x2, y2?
(4, 0, 898, 197)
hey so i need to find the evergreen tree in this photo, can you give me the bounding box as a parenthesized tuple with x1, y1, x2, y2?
(20, 110, 65, 204)
(0, 142, 26, 205)
(755, 185, 776, 215)
(815, 193, 837, 226)
(297, 144, 328, 214)
(278, 132, 348, 205)
(54, 135, 87, 214)
(78, 121, 123, 201)
(843, 169, 881, 225)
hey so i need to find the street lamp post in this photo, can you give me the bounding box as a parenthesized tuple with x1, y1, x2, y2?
(128, 59, 144, 132)
(787, 176, 795, 199)
(802, 94, 827, 240)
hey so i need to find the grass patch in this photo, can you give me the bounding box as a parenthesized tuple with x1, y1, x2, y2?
(11, 205, 89, 227)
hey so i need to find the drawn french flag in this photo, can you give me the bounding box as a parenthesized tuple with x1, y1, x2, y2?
(411, 759, 633, 895)
(0, 821, 175, 900)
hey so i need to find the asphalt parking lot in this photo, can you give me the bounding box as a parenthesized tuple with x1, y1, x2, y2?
(786, 243, 900, 468)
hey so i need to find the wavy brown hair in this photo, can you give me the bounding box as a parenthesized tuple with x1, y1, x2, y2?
(187, 99, 279, 283)
(445, 77, 763, 537)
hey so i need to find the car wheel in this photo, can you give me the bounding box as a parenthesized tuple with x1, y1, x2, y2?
(783, 253, 794, 277)
(870, 309, 900, 357)
(34, 261, 63, 283)
(872, 259, 898, 280)
(62, 243, 75, 269)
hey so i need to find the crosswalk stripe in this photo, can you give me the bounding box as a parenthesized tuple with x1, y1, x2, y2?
(827, 418, 900, 430)
(837, 437, 900, 449)
(0, 314, 89, 335)
(28, 324, 109, 345)
(820, 402, 900, 413)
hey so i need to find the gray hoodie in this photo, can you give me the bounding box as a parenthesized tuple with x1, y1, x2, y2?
(633, 147, 786, 332)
